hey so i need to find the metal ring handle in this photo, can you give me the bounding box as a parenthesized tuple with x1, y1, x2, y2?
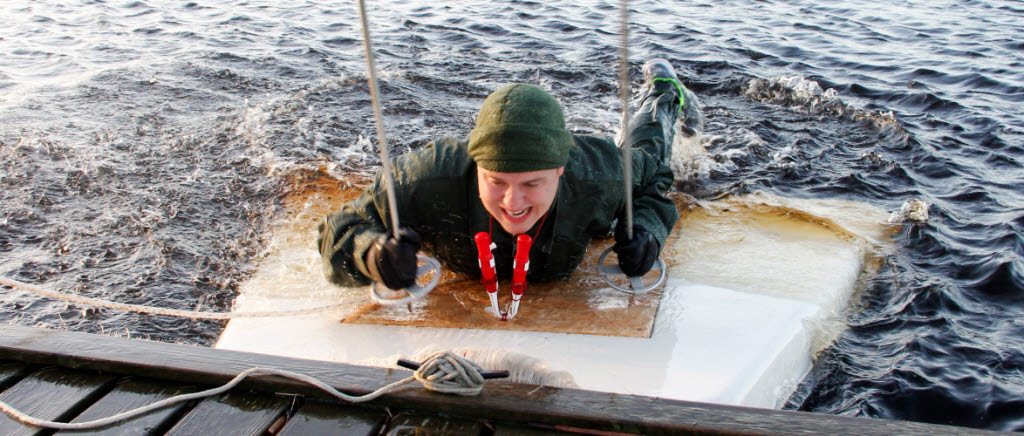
(597, 246, 667, 294)
(370, 254, 442, 305)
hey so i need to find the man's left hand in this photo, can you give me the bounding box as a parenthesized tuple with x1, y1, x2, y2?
(613, 225, 659, 276)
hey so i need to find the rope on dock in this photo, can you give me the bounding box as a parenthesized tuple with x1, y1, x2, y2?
(0, 351, 487, 430)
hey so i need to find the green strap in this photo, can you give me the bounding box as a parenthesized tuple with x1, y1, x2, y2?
(651, 77, 686, 114)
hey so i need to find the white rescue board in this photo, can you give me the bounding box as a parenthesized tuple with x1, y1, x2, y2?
(215, 176, 891, 409)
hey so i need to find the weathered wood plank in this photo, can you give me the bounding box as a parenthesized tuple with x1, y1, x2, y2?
(276, 399, 385, 436)
(383, 412, 485, 436)
(0, 325, 1006, 436)
(0, 324, 409, 398)
(0, 366, 115, 436)
(163, 391, 287, 436)
(54, 377, 198, 435)
(0, 361, 31, 391)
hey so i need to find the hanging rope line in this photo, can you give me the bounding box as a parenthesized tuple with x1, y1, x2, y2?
(357, 0, 401, 239)
(0, 351, 495, 430)
(618, 0, 634, 241)
(356, 0, 442, 302)
(596, 0, 668, 294)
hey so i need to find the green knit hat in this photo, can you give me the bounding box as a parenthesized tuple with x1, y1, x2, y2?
(468, 84, 573, 172)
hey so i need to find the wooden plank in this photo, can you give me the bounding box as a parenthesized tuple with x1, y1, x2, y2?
(0, 324, 410, 397)
(0, 361, 31, 391)
(54, 377, 197, 435)
(340, 238, 667, 338)
(0, 366, 115, 436)
(277, 399, 385, 436)
(0, 325, 1004, 436)
(383, 412, 485, 436)
(164, 391, 287, 436)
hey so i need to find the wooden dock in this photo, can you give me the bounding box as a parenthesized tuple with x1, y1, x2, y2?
(0, 324, 1007, 435)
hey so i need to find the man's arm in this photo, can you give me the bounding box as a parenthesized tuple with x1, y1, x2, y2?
(625, 150, 679, 253)
(317, 177, 390, 287)
(317, 138, 471, 287)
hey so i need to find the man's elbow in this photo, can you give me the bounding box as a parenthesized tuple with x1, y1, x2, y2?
(321, 251, 372, 288)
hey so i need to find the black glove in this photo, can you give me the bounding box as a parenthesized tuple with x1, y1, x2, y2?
(613, 225, 659, 276)
(366, 228, 422, 290)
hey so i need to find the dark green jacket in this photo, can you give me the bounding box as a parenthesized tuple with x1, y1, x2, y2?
(318, 134, 678, 286)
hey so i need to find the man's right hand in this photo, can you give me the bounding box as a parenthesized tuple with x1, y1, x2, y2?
(366, 228, 422, 290)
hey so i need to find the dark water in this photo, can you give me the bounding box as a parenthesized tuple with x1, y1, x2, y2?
(1, 0, 1022, 431)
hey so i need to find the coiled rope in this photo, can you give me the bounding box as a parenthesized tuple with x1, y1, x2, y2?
(412, 352, 487, 396)
(0, 351, 486, 430)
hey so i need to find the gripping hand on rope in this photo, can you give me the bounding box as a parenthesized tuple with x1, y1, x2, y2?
(356, 0, 441, 304)
(596, 0, 671, 294)
(367, 228, 422, 290)
(613, 224, 659, 277)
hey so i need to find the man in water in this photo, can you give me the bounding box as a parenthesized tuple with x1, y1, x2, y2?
(318, 58, 703, 290)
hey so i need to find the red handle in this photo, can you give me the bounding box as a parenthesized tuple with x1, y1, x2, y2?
(474, 232, 497, 287)
(512, 234, 532, 294)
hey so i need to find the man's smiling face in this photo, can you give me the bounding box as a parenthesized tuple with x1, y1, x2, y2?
(477, 165, 563, 235)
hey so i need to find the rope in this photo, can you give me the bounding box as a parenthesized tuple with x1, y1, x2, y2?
(357, 0, 401, 239)
(355, 0, 443, 300)
(413, 351, 487, 396)
(618, 0, 634, 241)
(0, 351, 487, 430)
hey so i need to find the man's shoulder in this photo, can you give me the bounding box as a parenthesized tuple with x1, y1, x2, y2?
(566, 133, 620, 179)
(570, 133, 615, 149)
